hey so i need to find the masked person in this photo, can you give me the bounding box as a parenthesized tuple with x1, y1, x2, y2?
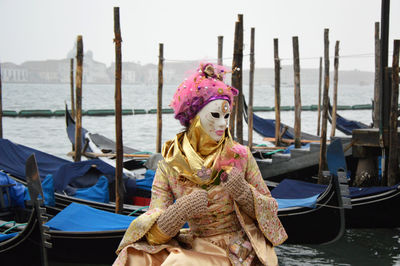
(114, 63, 287, 266)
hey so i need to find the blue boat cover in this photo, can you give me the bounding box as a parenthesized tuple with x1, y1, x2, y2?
(243, 99, 320, 140)
(271, 178, 400, 200)
(24, 174, 55, 206)
(0, 172, 26, 208)
(52, 158, 118, 192)
(334, 114, 369, 135)
(74, 176, 109, 203)
(46, 202, 136, 231)
(328, 103, 369, 135)
(0, 232, 18, 242)
(253, 115, 295, 139)
(275, 194, 320, 209)
(136, 170, 155, 191)
(271, 179, 326, 199)
(0, 139, 69, 181)
(0, 139, 135, 198)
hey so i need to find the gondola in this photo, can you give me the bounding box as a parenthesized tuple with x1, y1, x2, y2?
(243, 98, 321, 142)
(0, 168, 50, 265)
(1, 154, 141, 265)
(242, 98, 354, 182)
(0, 138, 152, 216)
(274, 170, 349, 244)
(271, 138, 400, 229)
(327, 138, 400, 228)
(65, 105, 152, 175)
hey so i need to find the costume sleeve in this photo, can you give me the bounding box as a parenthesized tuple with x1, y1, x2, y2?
(244, 147, 288, 246)
(116, 160, 174, 254)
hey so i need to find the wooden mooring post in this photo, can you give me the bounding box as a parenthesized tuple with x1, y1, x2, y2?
(231, 14, 243, 143)
(229, 21, 239, 138)
(330, 41, 340, 137)
(351, 0, 393, 186)
(156, 43, 164, 154)
(373, 22, 381, 128)
(318, 29, 330, 183)
(218, 36, 223, 65)
(113, 7, 124, 213)
(274, 38, 281, 146)
(387, 40, 400, 186)
(74, 36, 83, 162)
(70, 58, 75, 119)
(248, 28, 255, 150)
(292, 36, 301, 148)
(317, 57, 322, 136)
(0, 63, 2, 139)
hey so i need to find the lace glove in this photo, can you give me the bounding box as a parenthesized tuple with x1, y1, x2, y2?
(222, 167, 255, 218)
(157, 190, 208, 238)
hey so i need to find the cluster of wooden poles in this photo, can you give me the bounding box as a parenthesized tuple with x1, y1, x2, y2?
(0, 6, 399, 210)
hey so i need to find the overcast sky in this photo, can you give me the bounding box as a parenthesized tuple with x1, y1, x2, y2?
(1, 0, 399, 71)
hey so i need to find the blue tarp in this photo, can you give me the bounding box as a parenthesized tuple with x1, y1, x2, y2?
(271, 178, 400, 200)
(335, 114, 369, 135)
(136, 170, 155, 191)
(0, 139, 135, 198)
(271, 179, 326, 199)
(276, 194, 320, 209)
(46, 202, 136, 231)
(0, 139, 69, 181)
(24, 174, 55, 206)
(0, 172, 26, 208)
(52, 159, 119, 192)
(74, 176, 109, 203)
(0, 232, 18, 242)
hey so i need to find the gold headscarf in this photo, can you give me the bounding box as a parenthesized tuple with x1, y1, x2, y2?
(162, 116, 234, 186)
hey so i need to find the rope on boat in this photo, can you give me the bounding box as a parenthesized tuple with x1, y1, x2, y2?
(3, 223, 27, 234)
(0, 221, 16, 228)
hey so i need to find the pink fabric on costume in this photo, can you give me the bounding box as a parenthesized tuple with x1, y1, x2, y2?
(170, 63, 238, 127)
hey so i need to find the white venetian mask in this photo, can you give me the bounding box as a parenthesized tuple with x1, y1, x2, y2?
(198, 99, 231, 142)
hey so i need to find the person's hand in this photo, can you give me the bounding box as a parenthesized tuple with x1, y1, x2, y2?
(221, 167, 247, 198)
(157, 190, 208, 238)
(180, 189, 208, 219)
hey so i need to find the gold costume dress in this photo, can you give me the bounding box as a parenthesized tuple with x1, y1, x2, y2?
(114, 117, 287, 266)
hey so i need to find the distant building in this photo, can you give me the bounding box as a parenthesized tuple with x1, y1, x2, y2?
(109, 61, 141, 84)
(0, 49, 374, 86)
(1, 62, 28, 82)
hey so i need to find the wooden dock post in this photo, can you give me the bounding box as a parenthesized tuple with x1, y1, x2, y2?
(0, 63, 2, 139)
(230, 21, 239, 138)
(113, 7, 124, 213)
(373, 22, 381, 128)
(231, 14, 244, 144)
(248, 28, 255, 150)
(274, 38, 281, 146)
(388, 40, 400, 186)
(318, 29, 330, 183)
(218, 36, 223, 65)
(292, 36, 301, 148)
(74, 36, 83, 163)
(330, 41, 340, 137)
(156, 43, 164, 154)
(317, 57, 322, 136)
(70, 58, 75, 119)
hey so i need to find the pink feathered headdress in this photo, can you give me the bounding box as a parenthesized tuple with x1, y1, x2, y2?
(170, 63, 238, 127)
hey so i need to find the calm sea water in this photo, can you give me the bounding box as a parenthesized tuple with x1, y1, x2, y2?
(2, 83, 399, 265)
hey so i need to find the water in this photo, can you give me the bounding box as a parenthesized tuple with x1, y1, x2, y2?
(2, 83, 399, 265)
